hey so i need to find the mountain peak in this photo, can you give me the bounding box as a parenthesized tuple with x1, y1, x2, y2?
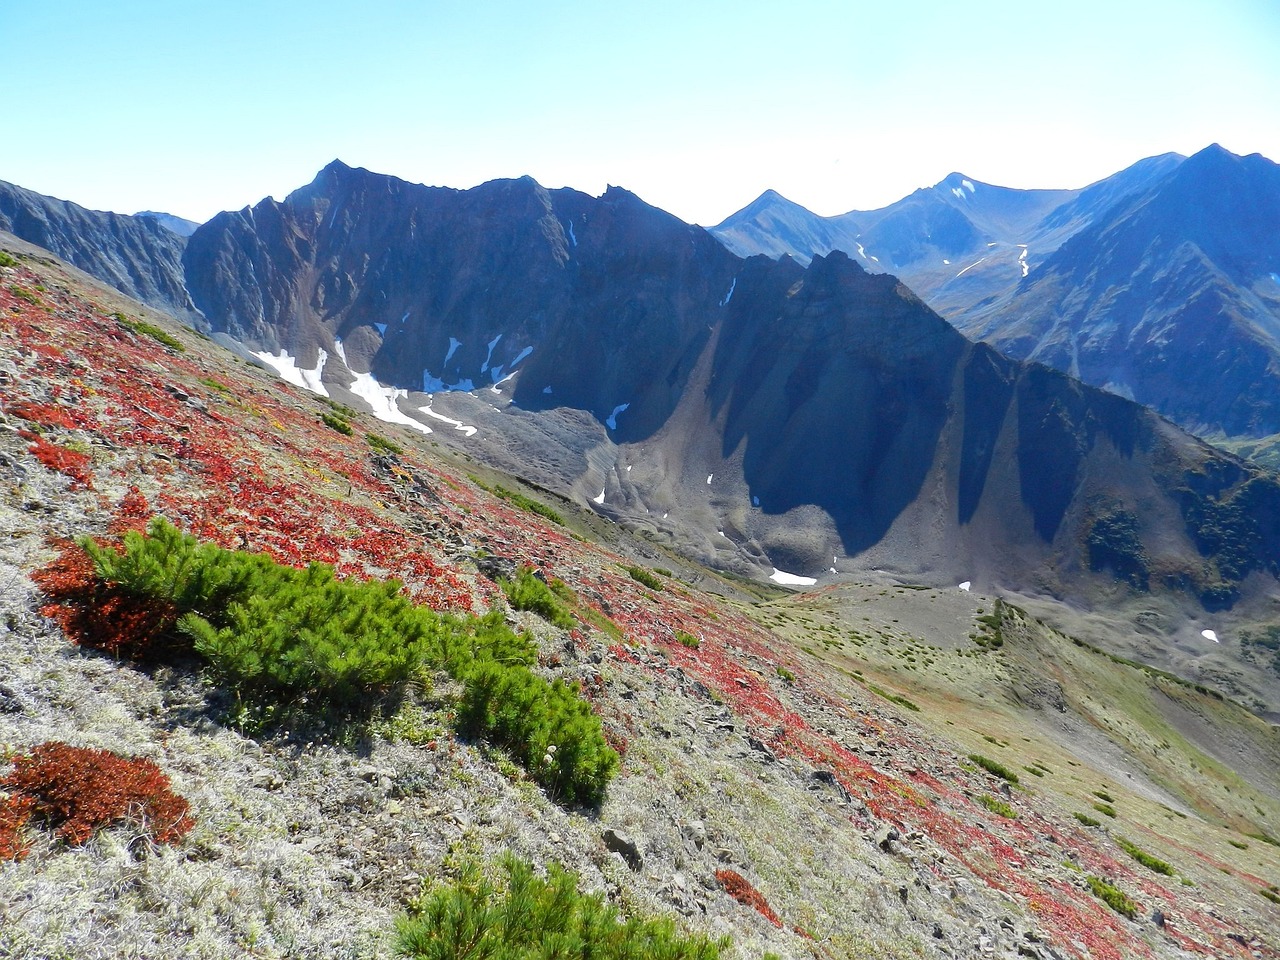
(936, 172, 980, 198)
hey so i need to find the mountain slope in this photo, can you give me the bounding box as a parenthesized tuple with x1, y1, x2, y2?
(967, 145, 1280, 438)
(0, 179, 194, 318)
(3, 234, 1280, 960)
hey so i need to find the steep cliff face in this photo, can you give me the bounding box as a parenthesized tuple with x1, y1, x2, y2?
(713, 147, 1280, 444)
(0, 179, 193, 319)
(182, 162, 739, 438)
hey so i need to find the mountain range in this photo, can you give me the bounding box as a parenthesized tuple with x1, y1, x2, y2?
(712, 145, 1280, 447)
(2, 155, 1280, 626)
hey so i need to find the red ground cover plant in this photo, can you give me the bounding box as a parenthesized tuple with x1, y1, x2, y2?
(0, 793, 36, 861)
(32, 542, 182, 661)
(20, 430, 94, 489)
(0, 742, 193, 851)
(715, 869, 782, 927)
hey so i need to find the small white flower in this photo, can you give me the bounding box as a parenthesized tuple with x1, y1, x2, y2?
(547, 744, 557, 754)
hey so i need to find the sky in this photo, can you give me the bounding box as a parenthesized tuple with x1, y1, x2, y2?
(3, 0, 1279, 226)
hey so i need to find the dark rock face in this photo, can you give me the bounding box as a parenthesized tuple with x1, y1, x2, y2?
(0, 179, 194, 319)
(182, 162, 738, 439)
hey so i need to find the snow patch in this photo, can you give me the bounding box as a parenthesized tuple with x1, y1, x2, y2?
(422, 370, 476, 393)
(252, 348, 330, 398)
(542, 385, 553, 394)
(951, 188, 964, 199)
(332, 338, 348, 367)
(855, 242, 868, 260)
(720, 277, 737, 306)
(1271, 273, 1280, 285)
(1201, 629, 1219, 643)
(419, 403, 477, 437)
(510, 345, 534, 367)
(481, 334, 502, 373)
(348, 372, 432, 434)
(490, 369, 517, 391)
(958, 581, 971, 592)
(592, 489, 605, 505)
(769, 568, 817, 587)
(752, 495, 760, 507)
(1018, 247, 1029, 278)
(942, 259, 950, 265)
(626, 464, 632, 472)
(707, 474, 713, 485)
(955, 258, 987, 278)
(605, 403, 630, 430)
(444, 337, 462, 365)
(375, 323, 387, 335)
(962, 179, 975, 193)
(566, 220, 577, 247)
(400, 310, 411, 325)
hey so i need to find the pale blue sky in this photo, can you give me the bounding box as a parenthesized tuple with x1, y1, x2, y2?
(3, 0, 1278, 225)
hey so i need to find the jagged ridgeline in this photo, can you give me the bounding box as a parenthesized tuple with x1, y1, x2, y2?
(78, 518, 618, 805)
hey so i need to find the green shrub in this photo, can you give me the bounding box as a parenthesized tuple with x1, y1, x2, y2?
(0, 251, 17, 268)
(776, 666, 796, 683)
(1228, 839, 1249, 850)
(968, 754, 1019, 784)
(475, 479, 566, 525)
(9, 284, 40, 305)
(623, 565, 664, 591)
(83, 520, 617, 805)
(111, 313, 185, 352)
(1093, 802, 1118, 818)
(456, 660, 617, 806)
(675, 629, 700, 649)
(325, 399, 359, 419)
(868, 683, 920, 712)
(1246, 831, 1280, 848)
(367, 432, 405, 456)
(977, 794, 1017, 818)
(502, 567, 576, 630)
(397, 854, 727, 960)
(1086, 876, 1137, 919)
(1093, 789, 1115, 803)
(1073, 812, 1101, 827)
(321, 411, 354, 435)
(1116, 837, 1173, 876)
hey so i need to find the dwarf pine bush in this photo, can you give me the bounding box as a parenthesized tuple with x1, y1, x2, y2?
(501, 566, 576, 630)
(397, 854, 726, 960)
(81, 518, 618, 804)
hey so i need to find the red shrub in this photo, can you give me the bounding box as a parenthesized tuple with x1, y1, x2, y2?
(715, 869, 782, 927)
(21, 431, 94, 489)
(0, 793, 36, 861)
(1, 742, 193, 849)
(6, 401, 79, 431)
(32, 545, 181, 661)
